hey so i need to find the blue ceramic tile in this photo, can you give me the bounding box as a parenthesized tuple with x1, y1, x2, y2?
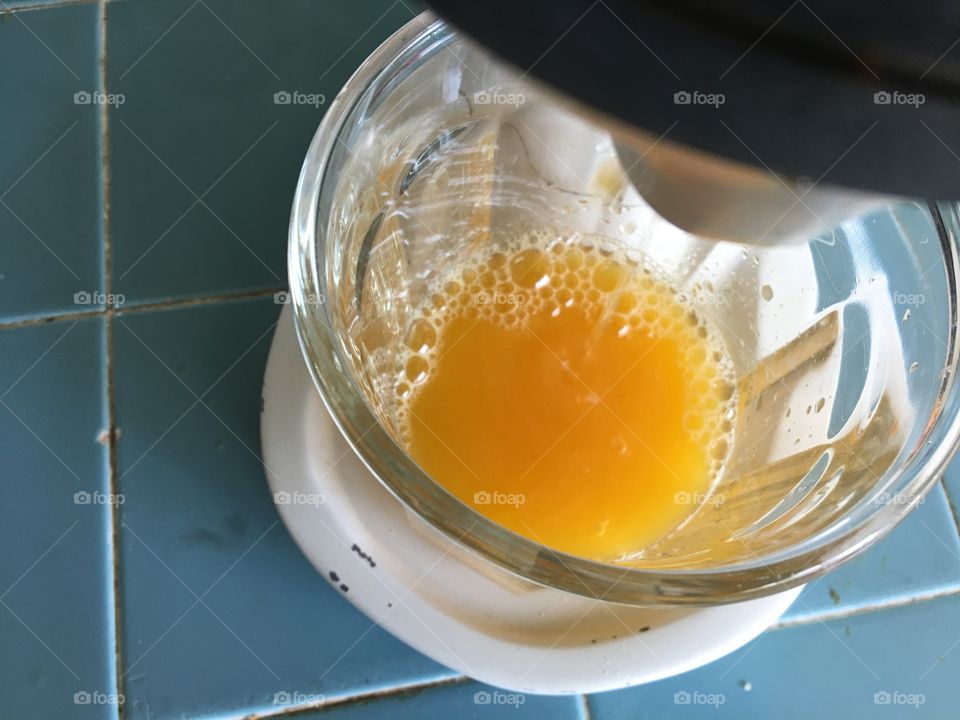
(0, 318, 117, 719)
(289, 681, 583, 719)
(0, 3, 102, 322)
(782, 483, 960, 622)
(113, 298, 453, 720)
(589, 594, 960, 719)
(107, 0, 419, 305)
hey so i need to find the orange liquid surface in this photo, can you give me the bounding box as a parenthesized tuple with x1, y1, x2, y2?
(396, 239, 734, 560)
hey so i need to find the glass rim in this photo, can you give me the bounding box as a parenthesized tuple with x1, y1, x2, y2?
(288, 12, 960, 606)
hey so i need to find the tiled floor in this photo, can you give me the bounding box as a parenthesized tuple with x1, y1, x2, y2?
(107, 0, 413, 305)
(4, 1, 960, 719)
(289, 680, 585, 719)
(113, 298, 454, 719)
(0, 319, 116, 720)
(781, 483, 960, 623)
(0, 3, 102, 323)
(588, 595, 960, 719)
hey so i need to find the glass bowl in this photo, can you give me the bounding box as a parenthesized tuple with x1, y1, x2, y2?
(288, 12, 960, 605)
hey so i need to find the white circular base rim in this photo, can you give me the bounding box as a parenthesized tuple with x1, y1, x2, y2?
(261, 305, 802, 694)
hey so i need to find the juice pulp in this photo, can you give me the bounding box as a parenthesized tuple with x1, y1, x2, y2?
(394, 236, 734, 561)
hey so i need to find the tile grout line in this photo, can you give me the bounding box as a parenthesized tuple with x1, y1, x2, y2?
(97, 1, 125, 716)
(117, 287, 286, 316)
(773, 583, 960, 630)
(246, 675, 470, 719)
(0, 0, 95, 15)
(0, 287, 287, 331)
(99, 0, 113, 314)
(0, 309, 107, 330)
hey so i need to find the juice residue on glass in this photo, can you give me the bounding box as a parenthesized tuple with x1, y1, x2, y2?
(393, 234, 735, 561)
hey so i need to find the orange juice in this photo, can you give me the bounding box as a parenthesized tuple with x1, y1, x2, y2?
(394, 235, 735, 561)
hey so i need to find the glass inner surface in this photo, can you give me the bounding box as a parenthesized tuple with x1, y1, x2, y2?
(320, 30, 951, 568)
